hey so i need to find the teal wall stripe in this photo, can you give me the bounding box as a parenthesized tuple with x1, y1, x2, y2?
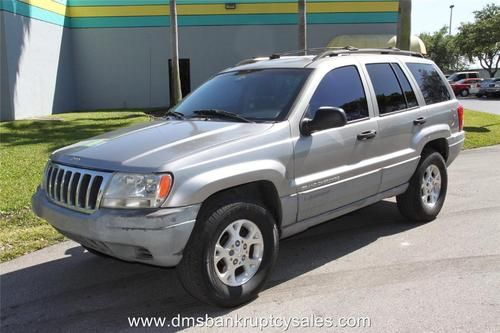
(71, 12, 398, 28)
(70, 16, 169, 28)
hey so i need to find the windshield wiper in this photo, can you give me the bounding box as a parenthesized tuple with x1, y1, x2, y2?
(164, 110, 185, 120)
(192, 109, 255, 123)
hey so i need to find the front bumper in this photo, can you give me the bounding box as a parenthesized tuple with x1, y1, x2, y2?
(447, 131, 465, 166)
(32, 188, 200, 267)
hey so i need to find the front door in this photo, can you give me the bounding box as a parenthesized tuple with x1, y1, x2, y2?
(294, 65, 382, 222)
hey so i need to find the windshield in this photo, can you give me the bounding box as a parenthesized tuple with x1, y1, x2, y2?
(173, 69, 312, 122)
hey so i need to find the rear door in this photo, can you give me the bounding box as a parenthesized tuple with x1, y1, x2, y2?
(361, 60, 425, 192)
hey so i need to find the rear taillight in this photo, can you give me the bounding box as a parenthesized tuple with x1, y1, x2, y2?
(457, 104, 464, 131)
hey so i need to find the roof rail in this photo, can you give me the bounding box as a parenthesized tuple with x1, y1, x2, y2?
(233, 47, 350, 67)
(276, 47, 349, 56)
(313, 47, 424, 61)
(234, 57, 270, 66)
(233, 47, 423, 67)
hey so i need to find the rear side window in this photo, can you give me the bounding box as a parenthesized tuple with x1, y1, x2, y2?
(366, 63, 415, 114)
(407, 63, 451, 105)
(392, 64, 418, 108)
(308, 66, 369, 121)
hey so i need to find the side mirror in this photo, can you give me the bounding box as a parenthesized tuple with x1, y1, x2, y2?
(301, 107, 348, 135)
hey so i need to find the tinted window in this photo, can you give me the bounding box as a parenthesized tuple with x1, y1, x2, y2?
(407, 63, 451, 104)
(366, 63, 407, 114)
(174, 69, 312, 121)
(308, 66, 368, 121)
(392, 63, 418, 108)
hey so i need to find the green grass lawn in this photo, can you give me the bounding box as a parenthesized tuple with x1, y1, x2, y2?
(463, 110, 500, 149)
(0, 109, 499, 262)
(0, 111, 149, 261)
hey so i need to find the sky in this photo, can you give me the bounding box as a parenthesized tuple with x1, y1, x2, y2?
(411, 0, 497, 35)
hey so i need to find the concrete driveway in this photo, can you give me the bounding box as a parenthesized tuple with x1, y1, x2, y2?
(459, 97, 500, 115)
(2, 146, 500, 332)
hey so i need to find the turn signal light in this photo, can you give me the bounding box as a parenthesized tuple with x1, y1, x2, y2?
(158, 174, 173, 199)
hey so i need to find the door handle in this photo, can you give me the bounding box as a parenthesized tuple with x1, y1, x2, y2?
(357, 130, 377, 141)
(413, 117, 427, 125)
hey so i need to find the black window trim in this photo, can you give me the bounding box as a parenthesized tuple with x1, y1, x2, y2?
(366, 62, 421, 117)
(301, 64, 371, 127)
(378, 105, 420, 117)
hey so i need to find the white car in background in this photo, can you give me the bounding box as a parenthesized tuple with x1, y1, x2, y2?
(470, 81, 481, 95)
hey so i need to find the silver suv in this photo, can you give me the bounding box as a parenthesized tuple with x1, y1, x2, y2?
(32, 48, 465, 307)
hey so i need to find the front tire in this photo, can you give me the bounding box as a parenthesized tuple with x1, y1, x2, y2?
(397, 151, 448, 222)
(177, 201, 279, 307)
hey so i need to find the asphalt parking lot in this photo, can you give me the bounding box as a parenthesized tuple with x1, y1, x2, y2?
(459, 97, 500, 115)
(1, 146, 500, 333)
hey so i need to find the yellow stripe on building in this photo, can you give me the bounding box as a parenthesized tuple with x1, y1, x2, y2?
(20, 0, 398, 18)
(20, 0, 67, 16)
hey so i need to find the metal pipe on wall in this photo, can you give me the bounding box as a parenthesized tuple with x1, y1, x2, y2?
(170, 0, 182, 105)
(396, 0, 411, 51)
(298, 0, 307, 54)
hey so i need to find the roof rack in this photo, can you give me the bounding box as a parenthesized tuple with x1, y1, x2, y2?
(234, 57, 270, 66)
(233, 46, 424, 67)
(313, 47, 424, 61)
(234, 47, 349, 66)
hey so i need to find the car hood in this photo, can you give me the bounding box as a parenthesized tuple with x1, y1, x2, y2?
(51, 120, 274, 172)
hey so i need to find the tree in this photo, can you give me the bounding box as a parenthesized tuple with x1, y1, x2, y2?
(298, 0, 307, 54)
(456, 3, 500, 78)
(419, 27, 467, 73)
(170, 0, 182, 105)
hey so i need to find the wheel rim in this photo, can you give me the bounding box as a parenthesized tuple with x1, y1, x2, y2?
(421, 164, 442, 208)
(213, 219, 264, 287)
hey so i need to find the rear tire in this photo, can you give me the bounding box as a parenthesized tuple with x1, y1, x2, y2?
(460, 89, 469, 97)
(397, 151, 448, 222)
(177, 200, 279, 307)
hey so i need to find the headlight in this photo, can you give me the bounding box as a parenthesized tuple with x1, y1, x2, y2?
(102, 173, 172, 208)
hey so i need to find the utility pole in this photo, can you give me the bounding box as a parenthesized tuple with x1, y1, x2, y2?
(449, 5, 455, 35)
(298, 0, 307, 54)
(396, 0, 411, 51)
(170, 0, 182, 105)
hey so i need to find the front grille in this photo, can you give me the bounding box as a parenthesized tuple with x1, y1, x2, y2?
(44, 162, 112, 213)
